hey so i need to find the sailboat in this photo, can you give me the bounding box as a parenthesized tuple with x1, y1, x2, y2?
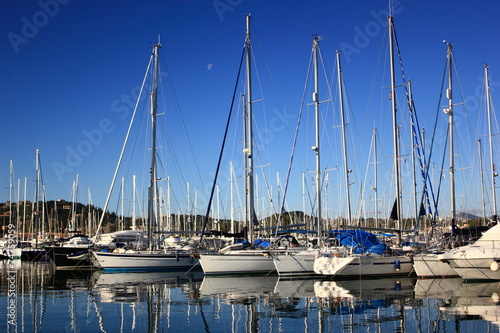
(273, 37, 340, 277)
(44, 174, 93, 268)
(313, 16, 413, 278)
(436, 64, 500, 280)
(198, 15, 278, 275)
(22, 149, 49, 262)
(91, 40, 200, 271)
(92, 176, 148, 251)
(0, 160, 22, 260)
(412, 42, 463, 278)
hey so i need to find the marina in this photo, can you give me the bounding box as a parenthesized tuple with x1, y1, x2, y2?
(2, 1, 500, 331)
(1, 261, 499, 332)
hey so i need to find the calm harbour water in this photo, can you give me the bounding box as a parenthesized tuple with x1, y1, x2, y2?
(1, 260, 499, 332)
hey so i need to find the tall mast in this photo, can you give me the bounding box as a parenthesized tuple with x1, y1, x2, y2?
(485, 64, 498, 222)
(277, 172, 281, 216)
(148, 41, 161, 249)
(389, 16, 402, 245)
(242, 94, 248, 237)
(9, 159, 13, 230)
(120, 176, 125, 231)
(132, 174, 137, 230)
(70, 181, 75, 231)
(444, 42, 456, 225)
(194, 188, 198, 231)
(215, 184, 220, 231)
(312, 36, 322, 238)
(16, 178, 20, 238)
(35, 149, 40, 247)
(230, 162, 235, 234)
(167, 176, 175, 230)
(372, 128, 379, 227)
(244, 14, 255, 243)
(54, 199, 58, 240)
(73, 174, 79, 232)
(23, 177, 27, 241)
(478, 140, 487, 225)
(87, 187, 92, 237)
(408, 80, 419, 225)
(336, 51, 352, 225)
(167, 176, 171, 230)
(42, 184, 46, 239)
(302, 173, 307, 227)
(187, 181, 191, 232)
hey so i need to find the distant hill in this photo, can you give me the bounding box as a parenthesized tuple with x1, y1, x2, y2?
(456, 212, 481, 221)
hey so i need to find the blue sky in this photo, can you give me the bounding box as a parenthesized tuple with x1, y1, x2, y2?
(1, 0, 500, 222)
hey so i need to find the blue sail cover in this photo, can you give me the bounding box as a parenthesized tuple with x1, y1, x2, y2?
(254, 239, 271, 248)
(331, 230, 390, 255)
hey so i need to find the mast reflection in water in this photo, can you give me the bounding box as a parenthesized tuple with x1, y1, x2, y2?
(1, 261, 499, 332)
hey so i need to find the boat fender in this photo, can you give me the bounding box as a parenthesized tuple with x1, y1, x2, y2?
(395, 259, 401, 271)
(175, 251, 179, 262)
(190, 254, 193, 264)
(490, 261, 499, 272)
(395, 280, 401, 291)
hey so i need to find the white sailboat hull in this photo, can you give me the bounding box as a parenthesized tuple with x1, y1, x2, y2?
(273, 249, 318, 276)
(314, 254, 413, 277)
(439, 245, 500, 280)
(437, 224, 500, 280)
(314, 255, 356, 276)
(199, 250, 276, 275)
(413, 253, 459, 278)
(92, 251, 199, 271)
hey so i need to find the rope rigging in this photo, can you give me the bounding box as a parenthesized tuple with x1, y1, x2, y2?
(274, 40, 314, 238)
(392, 21, 441, 238)
(199, 46, 246, 243)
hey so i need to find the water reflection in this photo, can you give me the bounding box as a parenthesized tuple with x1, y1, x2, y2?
(91, 270, 204, 303)
(1, 261, 499, 332)
(440, 280, 500, 329)
(414, 277, 464, 299)
(200, 275, 278, 301)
